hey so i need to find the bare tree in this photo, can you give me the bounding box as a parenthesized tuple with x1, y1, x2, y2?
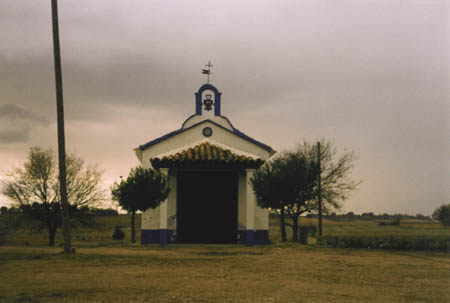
(251, 139, 360, 242)
(1, 147, 105, 246)
(296, 140, 361, 213)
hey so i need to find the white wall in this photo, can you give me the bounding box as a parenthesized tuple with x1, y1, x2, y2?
(167, 172, 177, 230)
(182, 115, 233, 130)
(139, 121, 271, 168)
(237, 174, 247, 230)
(141, 173, 177, 230)
(141, 206, 160, 230)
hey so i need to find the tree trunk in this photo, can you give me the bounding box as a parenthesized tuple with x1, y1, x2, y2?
(131, 210, 136, 243)
(280, 208, 287, 242)
(48, 225, 57, 247)
(292, 216, 299, 242)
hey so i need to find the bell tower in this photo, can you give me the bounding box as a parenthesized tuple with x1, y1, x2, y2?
(195, 83, 222, 116)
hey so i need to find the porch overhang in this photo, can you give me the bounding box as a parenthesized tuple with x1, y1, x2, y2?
(150, 142, 265, 169)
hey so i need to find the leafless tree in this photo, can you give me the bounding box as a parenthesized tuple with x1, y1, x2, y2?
(1, 147, 105, 246)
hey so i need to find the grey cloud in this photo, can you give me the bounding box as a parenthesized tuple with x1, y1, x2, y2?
(0, 0, 448, 214)
(0, 125, 31, 144)
(1, 0, 447, 119)
(0, 104, 50, 144)
(0, 104, 50, 126)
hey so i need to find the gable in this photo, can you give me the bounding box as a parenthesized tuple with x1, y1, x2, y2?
(136, 120, 274, 167)
(135, 83, 276, 167)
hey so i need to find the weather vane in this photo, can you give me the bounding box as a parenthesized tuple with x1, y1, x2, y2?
(202, 61, 213, 83)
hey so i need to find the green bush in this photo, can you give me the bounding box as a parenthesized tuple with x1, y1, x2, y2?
(317, 235, 449, 251)
(378, 217, 401, 226)
(432, 204, 450, 227)
(391, 216, 401, 226)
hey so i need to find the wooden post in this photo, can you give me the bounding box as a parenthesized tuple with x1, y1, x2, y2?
(51, 0, 71, 253)
(317, 142, 323, 236)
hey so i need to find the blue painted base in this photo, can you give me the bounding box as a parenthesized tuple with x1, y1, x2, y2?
(255, 230, 269, 245)
(238, 230, 269, 245)
(160, 229, 168, 246)
(142, 229, 268, 245)
(141, 229, 176, 245)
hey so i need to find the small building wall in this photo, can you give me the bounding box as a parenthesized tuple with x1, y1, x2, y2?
(237, 174, 247, 231)
(237, 172, 269, 245)
(142, 170, 268, 245)
(167, 172, 177, 231)
(182, 115, 233, 130)
(141, 173, 177, 244)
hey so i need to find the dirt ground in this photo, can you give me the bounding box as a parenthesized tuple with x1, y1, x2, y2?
(0, 243, 448, 303)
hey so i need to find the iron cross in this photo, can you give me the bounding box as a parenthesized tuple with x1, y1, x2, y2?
(202, 61, 213, 83)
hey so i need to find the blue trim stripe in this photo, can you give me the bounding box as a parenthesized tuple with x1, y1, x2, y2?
(138, 119, 273, 153)
(181, 114, 198, 129)
(238, 230, 269, 245)
(246, 230, 255, 246)
(181, 114, 235, 130)
(160, 229, 168, 247)
(141, 229, 175, 244)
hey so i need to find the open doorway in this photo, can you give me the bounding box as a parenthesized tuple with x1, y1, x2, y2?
(176, 170, 238, 243)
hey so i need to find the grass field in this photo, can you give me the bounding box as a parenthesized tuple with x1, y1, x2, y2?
(269, 217, 448, 244)
(1, 244, 449, 303)
(1, 215, 449, 302)
(4, 214, 448, 246)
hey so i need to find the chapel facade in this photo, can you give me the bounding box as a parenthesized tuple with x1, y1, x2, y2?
(135, 83, 275, 245)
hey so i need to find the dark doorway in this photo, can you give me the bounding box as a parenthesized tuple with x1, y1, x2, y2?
(177, 170, 238, 243)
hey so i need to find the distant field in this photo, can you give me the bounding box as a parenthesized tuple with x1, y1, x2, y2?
(2, 214, 142, 246)
(269, 217, 448, 243)
(2, 214, 448, 246)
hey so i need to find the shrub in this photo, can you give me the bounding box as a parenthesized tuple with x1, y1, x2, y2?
(432, 204, 450, 227)
(391, 216, 401, 226)
(378, 217, 401, 226)
(90, 208, 119, 216)
(112, 226, 125, 240)
(317, 235, 449, 251)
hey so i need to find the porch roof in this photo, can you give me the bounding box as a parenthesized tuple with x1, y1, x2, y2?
(150, 142, 265, 169)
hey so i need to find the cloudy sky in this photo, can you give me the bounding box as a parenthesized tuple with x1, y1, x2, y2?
(0, 0, 448, 215)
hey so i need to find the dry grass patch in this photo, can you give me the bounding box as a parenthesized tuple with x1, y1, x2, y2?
(0, 244, 448, 303)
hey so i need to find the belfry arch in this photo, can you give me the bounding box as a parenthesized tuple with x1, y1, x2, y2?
(195, 83, 222, 116)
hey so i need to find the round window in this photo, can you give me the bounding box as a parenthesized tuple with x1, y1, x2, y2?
(202, 127, 213, 137)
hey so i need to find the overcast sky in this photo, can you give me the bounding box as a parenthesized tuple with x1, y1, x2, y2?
(0, 0, 448, 215)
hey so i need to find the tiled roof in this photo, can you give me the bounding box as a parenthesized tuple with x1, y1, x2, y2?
(151, 142, 265, 169)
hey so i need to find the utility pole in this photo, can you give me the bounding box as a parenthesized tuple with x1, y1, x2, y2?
(317, 142, 323, 236)
(51, 0, 71, 253)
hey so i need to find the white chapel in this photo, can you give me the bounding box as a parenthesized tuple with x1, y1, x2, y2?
(135, 77, 275, 245)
